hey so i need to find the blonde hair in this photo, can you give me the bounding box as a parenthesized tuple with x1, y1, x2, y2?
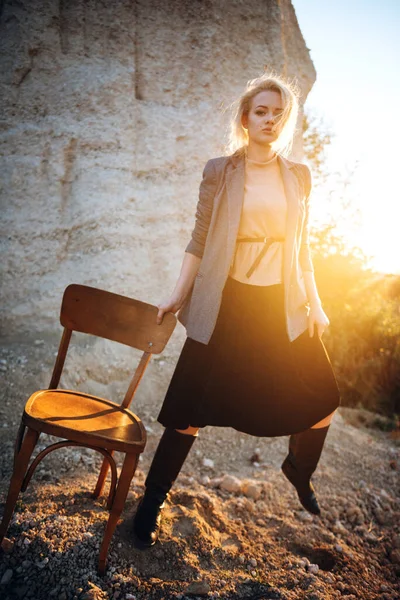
(225, 69, 301, 158)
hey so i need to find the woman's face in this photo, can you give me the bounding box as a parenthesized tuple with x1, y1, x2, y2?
(241, 90, 284, 146)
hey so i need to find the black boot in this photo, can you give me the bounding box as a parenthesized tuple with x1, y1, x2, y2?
(281, 424, 330, 515)
(132, 427, 197, 549)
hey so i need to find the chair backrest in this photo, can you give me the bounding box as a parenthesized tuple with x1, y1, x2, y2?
(49, 284, 177, 409)
(61, 284, 176, 353)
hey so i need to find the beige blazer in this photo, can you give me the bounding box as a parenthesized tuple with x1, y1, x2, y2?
(177, 148, 314, 344)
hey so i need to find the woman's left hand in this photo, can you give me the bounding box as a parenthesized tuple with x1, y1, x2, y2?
(308, 304, 330, 338)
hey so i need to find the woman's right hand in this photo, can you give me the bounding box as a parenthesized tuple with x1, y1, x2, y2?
(156, 295, 185, 325)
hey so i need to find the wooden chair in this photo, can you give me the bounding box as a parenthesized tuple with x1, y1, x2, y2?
(0, 284, 177, 574)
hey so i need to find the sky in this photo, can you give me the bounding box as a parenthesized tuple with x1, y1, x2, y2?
(292, 0, 400, 274)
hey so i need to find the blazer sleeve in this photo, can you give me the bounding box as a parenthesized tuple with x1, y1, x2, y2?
(185, 159, 218, 259)
(299, 164, 314, 273)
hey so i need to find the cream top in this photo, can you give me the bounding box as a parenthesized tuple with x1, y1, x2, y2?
(228, 153, 287, 286)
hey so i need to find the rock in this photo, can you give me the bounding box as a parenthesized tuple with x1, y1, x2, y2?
(345, 504, 364, 524)
(333, 519, 347, 533)
(209, 477, 223, 488)
(1, 537, 14, 553)
(202, 458, 214, 469)
(374, 507, 389, 525)
(334, 544, 343, 553)
(185, 579, 210, 595)
(36, 557, 49, 569)
(392, 534, 400, 549)
(82, 583, 104, 600)
(298, 510, 313, 522)
(307, 563, 319, 574)
(242, 480, 262, 500)
(125, 595, 137, 600)
(249, 558, 257, 567)
(1, 569, 13, 585)
(201, 475, 210, 485)
(220, 474, 242, 493)
(390, 549, 400, 565)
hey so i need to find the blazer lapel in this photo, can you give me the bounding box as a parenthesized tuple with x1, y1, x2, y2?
(225, 154, 245, 253)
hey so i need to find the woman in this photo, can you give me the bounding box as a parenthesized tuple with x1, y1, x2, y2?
(132, 72, 341, 550)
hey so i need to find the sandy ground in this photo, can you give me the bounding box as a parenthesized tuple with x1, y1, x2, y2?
(0, 335, 399, 600)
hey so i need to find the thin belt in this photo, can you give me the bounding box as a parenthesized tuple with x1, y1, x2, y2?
(234, 236, 285, 278)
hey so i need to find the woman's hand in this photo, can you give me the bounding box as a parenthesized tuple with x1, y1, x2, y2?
(156, 294, 185, 325)
(308, 303, 330, 338)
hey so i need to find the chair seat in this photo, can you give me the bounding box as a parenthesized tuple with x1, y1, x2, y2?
(23, 389, 147, 453)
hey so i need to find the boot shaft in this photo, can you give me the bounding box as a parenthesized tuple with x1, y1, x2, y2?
(144, 427, 197, 494)
(287, 424, 330, 479)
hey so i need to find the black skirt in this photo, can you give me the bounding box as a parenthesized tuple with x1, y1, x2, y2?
(157, 275, 341, 437)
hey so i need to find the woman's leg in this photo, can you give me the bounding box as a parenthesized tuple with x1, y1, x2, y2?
(132, 424, 199, 549)
(175, 425, 200, 436)
(281, 407, 338, 514)
(310, 408, 337, 429)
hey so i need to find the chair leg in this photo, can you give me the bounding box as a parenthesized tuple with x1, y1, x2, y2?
(13, 421, 26, 469)
(98, 452, 139, 575)
(0, 427, 39, 543)
(93, 451, 114, 500)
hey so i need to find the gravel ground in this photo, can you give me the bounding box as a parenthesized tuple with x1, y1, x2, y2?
(0, 336, 399, 600)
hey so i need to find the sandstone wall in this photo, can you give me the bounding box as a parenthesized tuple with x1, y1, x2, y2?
(0, 0, 315, 401)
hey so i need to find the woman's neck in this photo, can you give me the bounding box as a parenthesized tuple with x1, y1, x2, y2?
(245, 144, 276, 163)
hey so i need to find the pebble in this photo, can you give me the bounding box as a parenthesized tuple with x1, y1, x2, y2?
(209, 477, 222, 488)
(1, 537, 14, 553)
(298, 510, 313, 522)
(242, 480, 262, 500)
(249, 557, 257, 567)
(202, 458, 214, 469)
(333, 519, 347, 532)
(220, 474, 242, 493)
(389, 549, 400, 565)
(185, 579, 211, 595)
(82, 584, 103, 600)
(334, 544, 343, 552)
(1, 569, 13, 585)
(373, 508, 388, 525)
(307, 563, 319, 574)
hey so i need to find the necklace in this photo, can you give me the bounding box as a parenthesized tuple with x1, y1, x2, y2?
(245, 153, 277, 166)
(244, 147, 277, 165)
